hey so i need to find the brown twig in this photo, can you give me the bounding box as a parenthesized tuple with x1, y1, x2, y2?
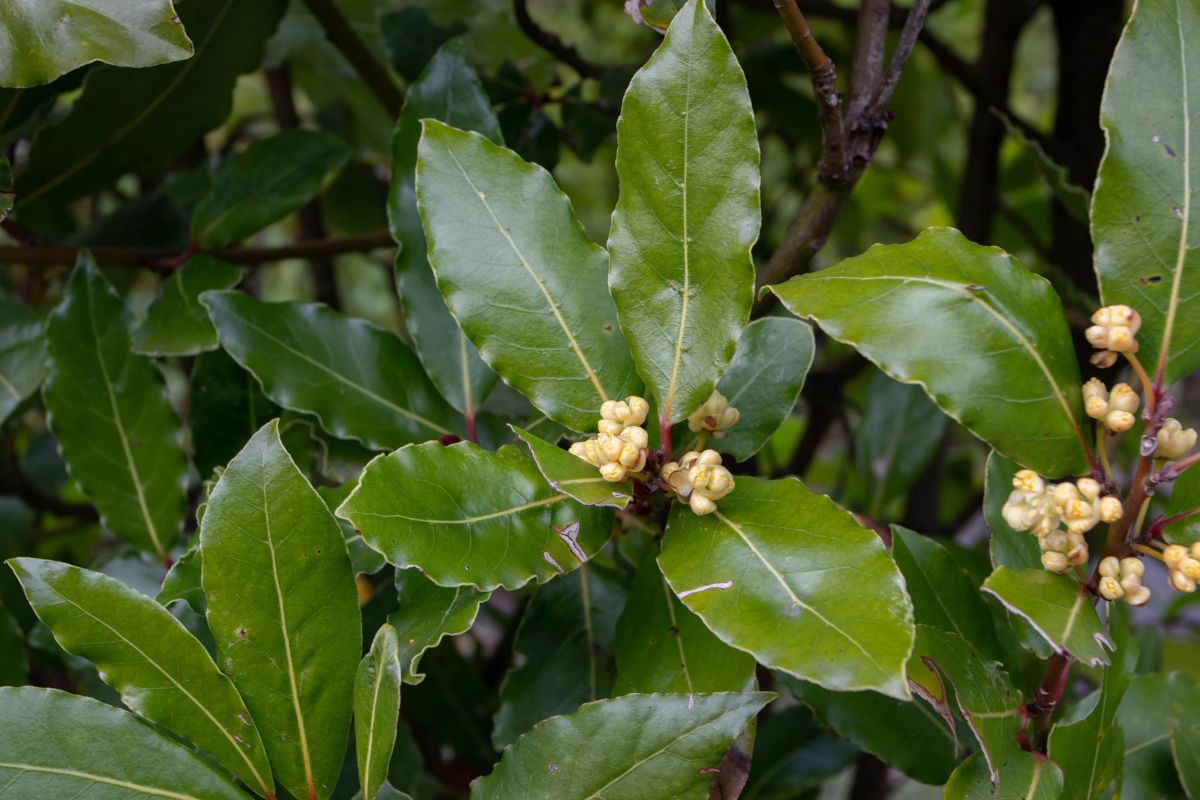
(513, 0, 604, 78)
(299, 0, 403, 117)
(0, 231, 395, 268)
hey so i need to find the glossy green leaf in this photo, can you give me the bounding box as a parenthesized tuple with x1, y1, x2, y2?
(389, 40, 501, 417)
(1117, 673, 1199, 800)
(0, 297, 46, 424)
(493, 563, 626, 749)
(855, 372, 948, 517)
(416, 119, 639, 432)
(338, 442, 612, 590)
(996, 110, 1090, 225)
(1166, 465, 1200, 545)
(985, 452, 1044, 571)
(608, 0, 759, 425)
(193, 130, 350, 247)
(15, 0, 286, 209)
(44, 258, 187, 561)
(0, 600, 26, 687)
(157, 540, 204, 615)
(1174, 720, 1200, 800)
(679, 317, 814, 462)
(613, 550, 755, 695)
(1048, 604, 1137, 800)
(356, 624, 402, 800)
(471, 692, 771, 799)
(189, 348, 280, 480)
(513, 425, 632, 509)
(892, 527, 1000, 659)
(659, 475, 915, 698)
(200, 420, 360, 800)
(8, 557, 274, 797)
(769, 227, 1088, 477)
(132, 257, 243, 356)
(907, 626, 1020, 782)
(0, 687, 251, 799)
(0, 0, 192, 88)
(203, 291, 456, 450)
(943, 748, 1064, 800)
(982, 567, 1111, 666)
(389, 568, 488, 684)
(1092, 0, 1200, 384)
(779, 674, 961, 785)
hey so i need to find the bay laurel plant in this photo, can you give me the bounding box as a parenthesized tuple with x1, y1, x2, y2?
(0, 0, 1198, 799)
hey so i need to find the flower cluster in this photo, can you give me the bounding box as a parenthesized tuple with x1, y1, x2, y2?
(1097, 557, 1150, 606)
(1001, 471, 1122, 573)
(1164, 544, 1200, 594)
(1082, 379, 1139, 433)
(1086, 304, 1141, 368)
(1157, 418, 1198, 460)
(569, 396, 651, 482)
(687, 390, 740, 438)
(661, 449, 735, 515)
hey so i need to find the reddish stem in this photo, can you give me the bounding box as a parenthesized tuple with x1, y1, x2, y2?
(658, 415, 673, 460)
(465, 412, 478, 444)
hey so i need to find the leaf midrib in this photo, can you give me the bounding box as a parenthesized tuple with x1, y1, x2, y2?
(0, 762, 209, 800)
(348, 494, 567, 526)
(662, 47, 693, 423)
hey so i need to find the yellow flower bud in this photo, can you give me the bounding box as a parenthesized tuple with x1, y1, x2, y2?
(1110, 383, 1139, 414)
(1126, 585, 1152, 606)
(1091, 350, 1119, 369)
(1180, 558, 1200, 583)
(1065, 532, 1089, 565)
(599, 400, 622, 422)
(686, 390, 739, 437)
(1165, 545, 1189, 569)
(599, 462, 627, 482)
(1013, 470, 1045, 494)
(1157, 418, 1197, 460)
(1082, 379, 1108, 420)
(1170, 569, 1197, 593)
(1052, 482, 1079, 507)
(1098, 576, 1124, 601)
(1086, 305, 1141, 354)
(1120, 557, 1144, 579)
(1106, 411, 1136, 433)
(1077, 478, 1102, 500)
(621, 426, 649, 450)
(689, 493, 717, 515)
(1192, 542, 1200, 560)
(1099, 496, 1123, 523)
(1042, 551, 1070, 573)
(596, 433, 624, 463)
(569, 439, 600, 466)
(625, 396, 650, 426)
(1098, 557, 1121, 578)
(597, 419, 624, 435)
(1042, 531, 1069, 552)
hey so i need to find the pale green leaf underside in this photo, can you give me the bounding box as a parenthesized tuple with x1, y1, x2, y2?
(982, 566, 1112, 666)
(1092, 0, 1200, 384)
(513, 426, 633, 509)
(355, 624, 402, 800)
(0, 0, 192, 88)
(132, 257, 244, 356)
(943, 748, 1064, 800)
(390, 569, 489, 684)
(471, 692, 771, 799)
(0, 297, 46, 424)
(769, 227, 1088, 477)
(659, 476, 915, 699)
(608, 0, 759, 425)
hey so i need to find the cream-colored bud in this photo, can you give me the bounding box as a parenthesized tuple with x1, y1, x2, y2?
(1098, 557, 1121, 578)
(1091, 350, 1119, 369)
(689, 493, 717, 515)
(697, 449, 722, 467)
(1165, 545, 1189, 569)
(625, 396, 650, 426)
(599, 400, 621, 421)
(598, 419, 624, 435)
(1170, 570, 1197, 593)
(1110, 383, 1139, 413)
(1052, 482, 1079, 507)
(618, 441, 644, 469)
(599, 462, 627, 482)
(1180, 558, 1200, 583)
(1098, 576, 1124, 601)
(1082, 378, 1108, 420)
(1106, 411, 1136, 432)
(1099, 496, 1123, 523)
(1120, 557, 1145, 579)
(1157, 418, 1197, 459)
(1126, 585, 1152, 606)
(569, 439, 600, 466)
(678, 451, 701, 470)
(1077, 478, 1102, 500)
(1066, 533, 1089, 565)
(693, 465, 735, 500)
(1121, 574, 1142, 594)
(687, 390, 738, 436)
(1042, 551, 1070, 573)
(596, 433, 624, 462)
(621, 426, 649, 450)
(718, 406, 740, 429)
(1032, 515, 1060, 537)
(1014, 470, 1045, 494)
(1192, 542, 1200, 560)
(1042, 530, 1069, 552)
(1086, 305, 1141, 354)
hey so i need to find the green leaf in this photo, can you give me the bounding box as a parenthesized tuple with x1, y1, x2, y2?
(891, 527, 1000, 659)
(200, 419, 360, 800)
(189, 348, 280, 480)
(0, 297, 46, 424)
(613, 550, 755, 695)
(44, 257, 187, 561)
(1048, 604, 1137, 800)
(7, 557, 274, 797)
(389, 569, 488, 684)
(0, 0, 193, 88)
(985, 452, 1044, 571)
(356, 624, 402, 800)
(131, 257, 243, 356)
(0, 687, 252, 799)
(854, 373, 948, 517)
(906, 626, 1021, 782)
(338, 442, 613, 591)
(768, 227, 1088, 477)
(1174, 720, 1200, 800)
(779, 674, 961, 785)
(1117, 673, 1199, 800)
(193, 130, 350, 247)
(471, 692, 771, 799)
(943, 748, 1064, 800)
(995, 110, 1090, 225)
(202, 291, 457, 449)
(513, 426, 632, 509)
(679, 317, 814, 462)
(389, 40, 501, 418)
(15, 0, 286, 209)
(608, 0, 759, 425)
(493, 563, 627, 750)
(416, 119, 639, 432)
(658, 475, 915, 699)
(1166, 465, 1200, 545)
(1092, 0, 1200, 384)
(982, 566, 1112, 666)
(157, 540, 204, 615)
(0, 600, 26, 687)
